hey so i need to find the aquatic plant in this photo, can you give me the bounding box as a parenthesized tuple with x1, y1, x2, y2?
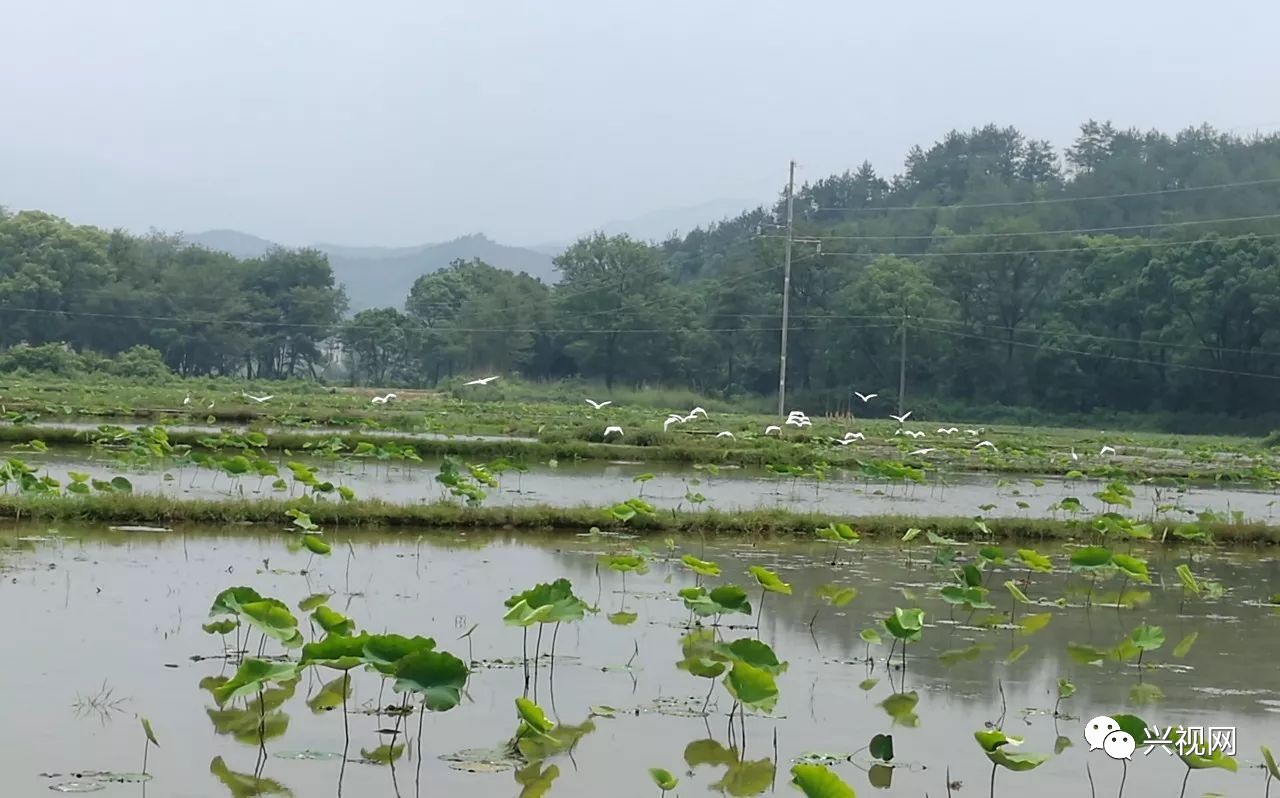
(748, 565, 792, 628)
(139, 717, 158, 776)
(814, 522, 859, 565)
(679, 584, 752, 623)
(881, 607, 924, 670)
(1175, 728, 1237, 798)
(790, 762, 857, 798)
(1262, 745, 1278, 798)
(810, 584, 857, 626)
(649, 767, 679, 796)
(974, 729, 1051, 798)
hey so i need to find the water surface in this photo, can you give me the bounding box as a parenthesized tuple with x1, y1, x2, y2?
(0, 526, 1275, 797)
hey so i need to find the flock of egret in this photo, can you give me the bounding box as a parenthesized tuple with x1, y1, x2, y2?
(220, 374, 1125, 463)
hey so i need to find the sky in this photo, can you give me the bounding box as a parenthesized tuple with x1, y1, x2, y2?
(2, 0, 1278, 248)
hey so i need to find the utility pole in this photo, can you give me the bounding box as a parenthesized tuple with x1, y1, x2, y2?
(777, 159, 796, 417)
(897, 309, 908, 416)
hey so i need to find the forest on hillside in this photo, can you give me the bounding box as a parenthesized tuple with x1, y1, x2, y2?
(3, 120, 1280, 424)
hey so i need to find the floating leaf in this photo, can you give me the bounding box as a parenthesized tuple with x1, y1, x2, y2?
(681, 554, 721, 577)
(1112, 554, 1151, 583)
(516, 697, 556, 736)
(607, 611, 638, 626)
(869, 733, 894, 762)
(1016, 549, 1053, 573)
(1069, 547, 1113, 569)
(393, 650, 468, 711)
(140, 718, 159, 747)
(649, 768, 679, 792)
(1130, 624, 1165, 652)
(748, 565, 793, 595)
(723, 661, 779, 713)
(789, 763, 857, 798)
(301, 535, 331, 555)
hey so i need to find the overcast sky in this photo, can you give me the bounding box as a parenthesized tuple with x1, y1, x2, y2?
(2, 1, 1278, 247)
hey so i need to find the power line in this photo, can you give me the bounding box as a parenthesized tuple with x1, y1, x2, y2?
(0, 302, 896, 336)
(918, 324, 1280, 381)
(810, 176, 1280, 214)
(806, 231, 1280, 258)
(754, 211, 1280, 242)
(913, 316, 1280, 359)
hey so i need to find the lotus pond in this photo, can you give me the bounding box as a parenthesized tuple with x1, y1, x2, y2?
(12, 443, 1280, 524)
(2, 525, 1277, 797)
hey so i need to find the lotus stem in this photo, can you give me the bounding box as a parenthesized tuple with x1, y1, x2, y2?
(142, 739, 149, 776)
(989, 761, 997, 798)
(1118, 758, 1127, 798)
(1178, 765, 1190, 798)
(339, 671, 350, 797)
(533, 624, 545, 701)
(415, 701, 425, 798)
(522, 628, 530, 697)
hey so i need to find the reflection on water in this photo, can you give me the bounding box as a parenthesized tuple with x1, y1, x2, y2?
(14, 446, 1280, 522)
(0, 526, 1276, 796)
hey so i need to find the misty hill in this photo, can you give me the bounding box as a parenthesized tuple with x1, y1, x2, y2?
(184, 231, 557, 312)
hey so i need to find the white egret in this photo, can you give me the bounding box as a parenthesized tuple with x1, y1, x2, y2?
(764, 425, 781, 435)
(937, 427, 958, 435)
(603, 426, 624, 438)
(854, 392, 878, 403)
(1070, 447, 1079, 462)
(689, 406, 708, 418)
(905, 430, 926, 439)
(464, 376, 500, 386)
(833, 437, 857, 446)
(908, 448, 937, 456)
(663, 415, 684, 432)
(585, 399, 612, 410)
(371, 393, 397, 405)
(182, 394, 191, 406)
(965, 428, 983, 436)
(843, 431, 865, 441)
(889, 411, 912, 424)
(975, 440, 997, 451)
(243, 393, 274, 403)
(716, 431, 734, 439)
(785, 417, 811, 428)
(207, 400, 215, 409)
(1099, 445, 1116, 456)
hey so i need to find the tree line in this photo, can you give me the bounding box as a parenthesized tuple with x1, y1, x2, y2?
(3, 119, 1280, 425)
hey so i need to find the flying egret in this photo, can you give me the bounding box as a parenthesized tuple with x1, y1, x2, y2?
(716, 431, 734, 439)
(908, 448, 937, 456)
(854, 392, 877, 403)
(937, 427, 958, 435)
(603, 426, 624, 438)
(243, 393, 274, 403)
(371, 393, 397, 405)
(585, 399, 612, 410)
(464, 376, 500, 386)
(764, 425, 781, 435)
(785, 417, 811, 428)
(889, 411, 912, 424)
(975, 440, 997, 451)
(843, 431, 865, 441)
(689, 406, 708, 418)
(833, 437, 857, 446)
(965, 429, 983, 436)
(905, 430, 926, 439)
(1099, 445, 1116, 456)
(663, 415, 684, 432)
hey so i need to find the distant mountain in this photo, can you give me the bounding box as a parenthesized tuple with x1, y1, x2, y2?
(184, 231, 557, 312)
(186, 229, 278, 259)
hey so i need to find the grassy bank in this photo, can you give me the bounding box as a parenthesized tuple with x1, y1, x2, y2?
(1, 493, 1276, 544)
